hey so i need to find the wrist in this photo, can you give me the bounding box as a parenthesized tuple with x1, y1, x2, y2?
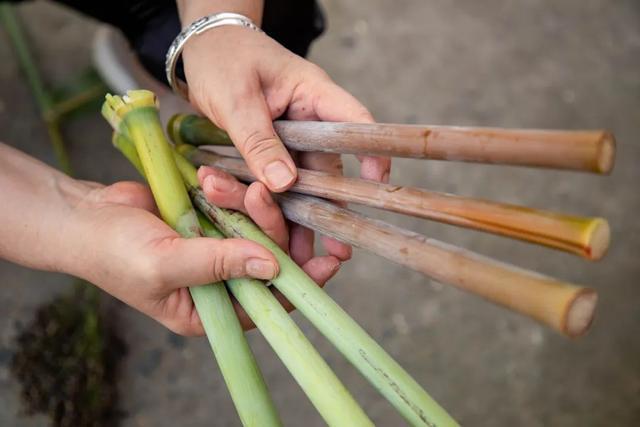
(177, 0, 264, 27)
(58, 177, 97, 209)
(48, 179, 103, 277)
(0, 143, 101, 275)
(182, 23, 260, 58)
(169, 9, 267, 100)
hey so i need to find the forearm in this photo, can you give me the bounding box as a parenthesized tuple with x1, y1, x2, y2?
(0, 143, 92, 272)
(176, 0, 264, 25)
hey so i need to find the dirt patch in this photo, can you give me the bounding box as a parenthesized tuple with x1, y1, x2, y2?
(10, 282, 126, 427)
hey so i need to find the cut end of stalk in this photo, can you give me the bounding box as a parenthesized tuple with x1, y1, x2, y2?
(596, 131, 616, 174)
(101, 95, 124, 130)
(101, 90, 158, 130)
(585, 218, 610, 260)
(123, 89, 158, 108)
(167, 114, 186, 145)
(564, 289, 598, 338)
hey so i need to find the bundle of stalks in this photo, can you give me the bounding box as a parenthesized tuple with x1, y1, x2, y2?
(180, 146, 610, 260)
(166, 114, 613, 338)
(110, 136, 376, 427)
(102, 89, 613, 426)
(102, 90, 456, 427)
(102, 92, 282, 427)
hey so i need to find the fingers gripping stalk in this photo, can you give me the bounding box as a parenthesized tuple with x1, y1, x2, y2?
(101, 90, 281, 427)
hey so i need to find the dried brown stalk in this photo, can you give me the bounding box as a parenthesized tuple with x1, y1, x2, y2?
(169, 114, 615, 174)
(184, 147, 610, 260)
(276, 192, 597, 338)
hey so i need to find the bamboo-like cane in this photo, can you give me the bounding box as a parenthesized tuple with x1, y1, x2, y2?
(113, 129, 373, 426)
(102, 91, 282, 427)
(168, 114, 616, 174)
(274, 192, 597, 338)
(200, 217, 375, 427)
(182, 146, 610, 260)
(173, 152, 458, 427)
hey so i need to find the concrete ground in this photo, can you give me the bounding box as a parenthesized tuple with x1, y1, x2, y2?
(1, 0, 639, 425)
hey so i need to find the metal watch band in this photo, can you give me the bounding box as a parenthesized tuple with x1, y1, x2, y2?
(165, 12, 262, 100)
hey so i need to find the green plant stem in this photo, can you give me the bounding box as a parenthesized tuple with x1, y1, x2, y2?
(198, 214, 373, 426)
(173, 148, 458, 427)
(0, 5, 51, 113)
(112, 132, 145, 177)
(102, 91, 281, 427)
(53, 82, 107, 118)
(0, 4, 72, 174)
(113, 129, 373, 426)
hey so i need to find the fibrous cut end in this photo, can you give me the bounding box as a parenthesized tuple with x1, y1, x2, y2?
(123, 89, 158, 109)
(596, 131, 616, 174)
(586, 218, 611, 261)
(565, 289, 598, 338)
(101, 94, 125, 130)
(101, 90, 159, 131)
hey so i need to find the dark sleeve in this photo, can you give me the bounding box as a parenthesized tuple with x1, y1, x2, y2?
(18, 0, 325, 85)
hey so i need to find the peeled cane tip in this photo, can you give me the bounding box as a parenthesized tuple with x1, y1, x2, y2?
(102, 93, 135, 120)
(104, 93, 126, 110)
(585, 218, 610, 260)
(123, 89, 158, 108)
(596, 131, 616, 174)
(565, 290, 598, 338)
(101, 100, 122, 130)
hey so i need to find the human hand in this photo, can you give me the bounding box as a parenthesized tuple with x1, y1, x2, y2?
(196, 165, 346, 317)
(181, 22, 391, 269)
(0, 143, 317, 335)
(67, 179, 340, 335)
(181, 26, 391, 189)
(64, 180, 280, 335)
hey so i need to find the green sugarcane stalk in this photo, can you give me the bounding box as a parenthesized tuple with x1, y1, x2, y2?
(168, 112, 234, 147)
(112, 132, 145, 176)
(113, 128, 373, 426)
(198, 214, 373, 427)
(101, 90, 281, 427)
(173, 148, 458, 427)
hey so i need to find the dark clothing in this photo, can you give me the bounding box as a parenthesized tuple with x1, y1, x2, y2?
(5, 0, 325, 83)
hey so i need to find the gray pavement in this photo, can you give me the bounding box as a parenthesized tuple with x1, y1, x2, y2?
(1, 1, 639, 425)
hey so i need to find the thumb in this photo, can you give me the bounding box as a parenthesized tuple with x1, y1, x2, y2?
(218, 82, 297, 192)
(155, 237, 279, 287)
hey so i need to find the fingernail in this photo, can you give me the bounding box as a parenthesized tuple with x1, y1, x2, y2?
(211, 175, 236, 193)
(202, 175, 215, 193)
(246, 258, 278, 279)
(264, 160, 295, 191)
(203, 173, 235, 193)
(382, 171, 390, 183)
